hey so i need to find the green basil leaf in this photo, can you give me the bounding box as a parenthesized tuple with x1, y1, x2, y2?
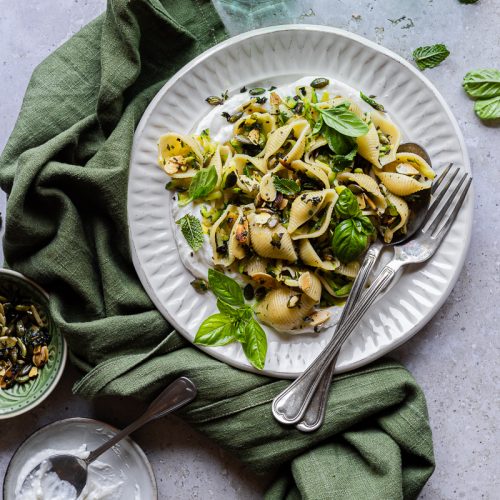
(194, 314, 237, 346)
(474, 95, 500, 120)
(335, 189, 361, 219)
(273, 176, 301, 195)
(463, 69, 500, 99)
(189, 165, 218, 201)
(176, 214, 204, 251)
(353, 215, 375, 236)
(208, 268, 245, 306)
(317, 106, 369, 137)
(312, 115, 323, 135)
(241, 318, 267, 370)
(360, 91, 385, 112)
(217, 299, 241, 318)
(331, 219, 368, 263)
(412, 44, 450, 70)
(330, 147, 358, 170)
(323, 126, 357, 155)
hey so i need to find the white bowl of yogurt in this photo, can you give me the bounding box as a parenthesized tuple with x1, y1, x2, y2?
(3, 417, 157, 500)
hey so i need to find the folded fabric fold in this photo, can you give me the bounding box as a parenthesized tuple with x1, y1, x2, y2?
(0, 1, 434, 498)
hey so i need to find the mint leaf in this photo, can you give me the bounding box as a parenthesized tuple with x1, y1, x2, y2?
(412, 44, 450, 70)
(194, 314, 237, 346)
(463, 69, 500, 99)
(273, 176, 301, 196)
(316, 105, 369, 137)
(459, 0, 478, 3)
(189, 165, 217, 201)
(474, 95, 500, 120)
(241, 319, 267, 370)
(360, 91, 385, 112)
(176, 214, 204, 251)
(335, 189, 361, 219)
(208, 269, 244, 307)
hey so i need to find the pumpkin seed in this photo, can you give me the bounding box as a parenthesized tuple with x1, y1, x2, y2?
(310, 78, 329, 89)
(249, 87, 266, 96)
(205, 96, 224, 106)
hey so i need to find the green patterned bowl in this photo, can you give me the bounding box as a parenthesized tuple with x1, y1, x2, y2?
(0, 269, 67, 419)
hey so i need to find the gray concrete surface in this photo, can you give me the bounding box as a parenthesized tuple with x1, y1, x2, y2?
(1, 0, 499, 498)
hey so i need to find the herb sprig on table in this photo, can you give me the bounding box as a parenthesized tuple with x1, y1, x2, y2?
(412, 44, 450, 70)
(194, 269, 267, 370)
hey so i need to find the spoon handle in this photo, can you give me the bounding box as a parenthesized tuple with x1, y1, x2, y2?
(85, 377, 197, 464)
(295, 241, 383, 432)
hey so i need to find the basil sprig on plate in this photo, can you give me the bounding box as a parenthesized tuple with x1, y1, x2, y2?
(314, 103, 369, 137)
(194, 269, 267, 370)
(463, 69, 500, 120)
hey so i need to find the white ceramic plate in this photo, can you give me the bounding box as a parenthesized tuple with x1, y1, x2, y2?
(127, 25, 472, 378)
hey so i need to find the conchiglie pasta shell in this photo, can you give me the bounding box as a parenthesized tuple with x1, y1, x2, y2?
(231, 154, 267, 174)
(210, 205, 239, 266)
(336, 172, 387, 211)
(233, 112, 275, 137)
(228, 207, 247, 260)
(334, 261, 360, 279)
(243, 256, 269, 277)
(255, 286, 315, 331)
(247, 212, 297, 261)
(259, 123, 293, 161)
(290, 160, 330, 188)
(291, 199, 336, 240)
(298, 271, 322, 302)
(304, 137, 327, 164)
(377, 172, 431, 196)
(283, 120, 310, 163)
(158, 132, 203, 169)
(356, 122, 381, 167)
(299, 240, 339, 271)
(287, 190, 328, 234)
(384, 192, 409, 243)
(384, 153, 436, 180)
(260, 172, 277, 202)
(371, 111, 401, 166)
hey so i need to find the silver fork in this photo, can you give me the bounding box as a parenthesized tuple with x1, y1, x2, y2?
(272, 168, 472, 427)
(295, 163, 456, 432)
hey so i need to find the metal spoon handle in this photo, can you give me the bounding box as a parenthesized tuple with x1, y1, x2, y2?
(295, 241, 383, 432)
(272, 260, 401, 426)
(86, 376, 197, 464)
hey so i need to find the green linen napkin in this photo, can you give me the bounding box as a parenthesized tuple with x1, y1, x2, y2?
(0, 1, 434, 497)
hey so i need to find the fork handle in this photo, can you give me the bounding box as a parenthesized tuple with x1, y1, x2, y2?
(295, 242, 383, 432)
(272, 260, 402, 426)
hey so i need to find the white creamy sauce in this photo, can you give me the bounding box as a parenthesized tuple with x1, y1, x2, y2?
(15, 446, 127, 500)
(170, 76, 374, 333)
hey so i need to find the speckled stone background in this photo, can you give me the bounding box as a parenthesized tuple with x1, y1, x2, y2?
(1, 0, 499, 498)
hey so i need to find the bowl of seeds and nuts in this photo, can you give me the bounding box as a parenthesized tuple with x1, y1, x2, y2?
(0, 269, 67, 419)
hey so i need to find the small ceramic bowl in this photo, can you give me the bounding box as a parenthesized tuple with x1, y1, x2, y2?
(3, 417, 158, 499)
(0, 269, 67, 419)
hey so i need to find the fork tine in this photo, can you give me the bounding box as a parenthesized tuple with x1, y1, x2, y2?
(426, 173, 469, 235)
(431, 176, 472, 242)
(424, 167, 460, 224)
(431, 163, 453, 194)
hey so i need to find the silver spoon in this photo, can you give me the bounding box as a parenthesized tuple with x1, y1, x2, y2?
(277, 144, 437, 431)
(20, 376, 197, 497)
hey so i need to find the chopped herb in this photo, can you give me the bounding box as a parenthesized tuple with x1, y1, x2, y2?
(255, 96, 268, 104)
(240, 86, 247, 93)
(273, 176, 301, 196)
(221, 111, 231, 121)
(268, 85, 277, 91)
